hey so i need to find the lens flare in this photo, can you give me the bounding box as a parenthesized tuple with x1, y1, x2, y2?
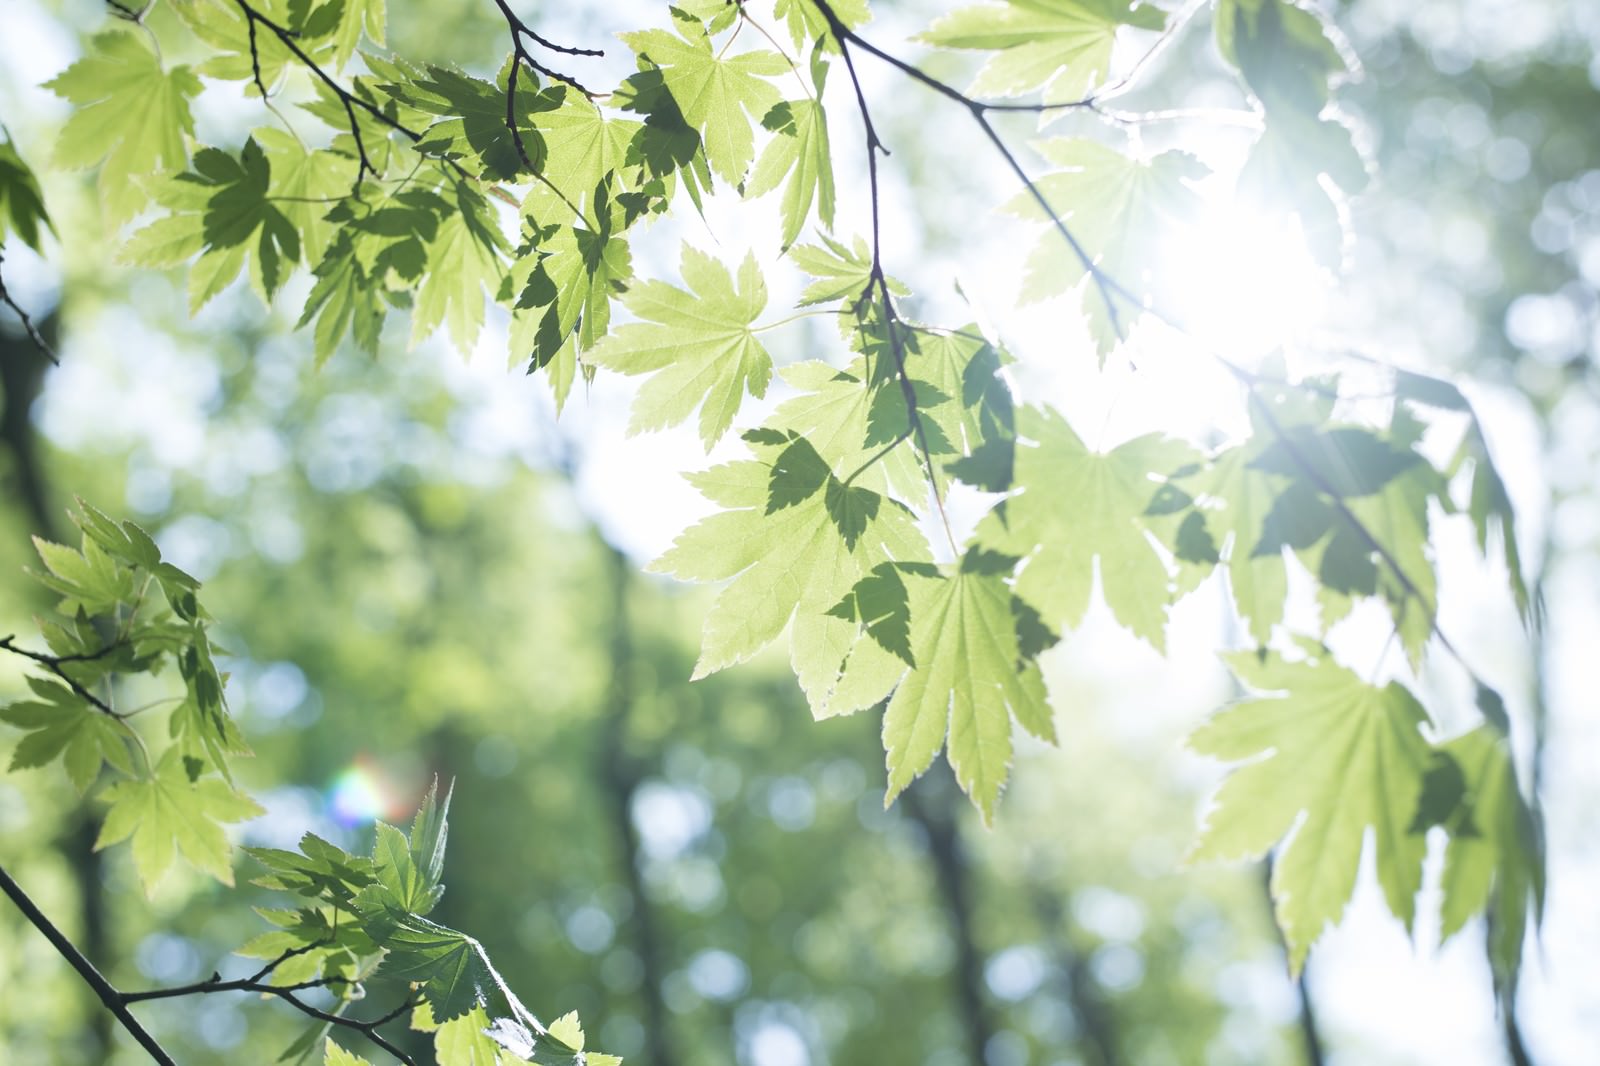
(327, 757, 402, 826)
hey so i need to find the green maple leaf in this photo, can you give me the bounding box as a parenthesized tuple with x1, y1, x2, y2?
(169, 0, 312, 94)
(921, 0, 1166, 104)
(95, 751, 264, 894)
(764, 359, 925, 499)
(254, 128, 356, 267)
(1180, 441, 1289, 646)
(534, 88, 643, 211)
(978, 406, 1201, 651)
(298, 232, 386, 363)
(1455, 424, 1531, 624)
(650, 429, 928, 712)
(878, 550, 1056, 821)
(510, 214, 632, 384)
(1189, 642, 1433, 972)
(788, 233, 904, 306)
(0, 139, 53, 252)
(773, 0, 871, 50)
(31, 532, 137, 616)
(366, 778, 451, 915)
(323, 1039, 374, 1065)
(133, 139, 302, 310)
(1003, 139, 1204, 354)
(587, 246, 773, 449)
(333, 0, 386, 66)
(412, 184, 506, 354)
(1415, 723, 1543, 1007)
(0, 677, 135, 793)
(356, 905, 498, 1021)
(747, 56, 835, 250)
(46, 30, 202, 226)
(621, 15, 787, 185)
(375, 58, 547, 181)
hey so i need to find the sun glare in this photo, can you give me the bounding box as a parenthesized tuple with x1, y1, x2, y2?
(1162, 198, 1334, 365)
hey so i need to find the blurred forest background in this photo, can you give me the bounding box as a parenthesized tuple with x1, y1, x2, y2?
(1, 0, 1597, 1064)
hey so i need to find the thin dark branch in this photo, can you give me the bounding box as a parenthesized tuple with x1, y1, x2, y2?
(822, 10, 959, 552)
(0, 634, 127, 719)
(492, 0, 604, 57)
(105, 0, 147, 20)
(491, 0, 598, 98)
(0, 254, 59, 366)
(809, 1, 1128, 344)
(274, 988, 420, 1065)
(0, 861, 177, 1066)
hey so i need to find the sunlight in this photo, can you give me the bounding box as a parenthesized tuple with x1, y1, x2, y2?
(1162, 197, 1334, 365)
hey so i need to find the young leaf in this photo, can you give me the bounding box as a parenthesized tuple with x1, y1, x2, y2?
(979, 406, 1201, 651)
(411, 184, 506, 354)
(650, 429, 928, 711)
(95, 751, 264, 894)
(1004, 139, 1204, 354)
(0, 139, 54, 252)
(1416, 727, 1543, 1007)
(1189, 642, 1433, 971)
(621, 15, 787, 185)
(788, 233, 902, 307)
(881, 550, 1056, 821)
(322, 1039, 374, 1066)
(0, 676, 134, 793)
(773, 0, 871, 50)
(45, 31, 202, 226)
(587, 246, 773, 449)
(747, 68, 835, 251)
(921, 0, 1166, 103)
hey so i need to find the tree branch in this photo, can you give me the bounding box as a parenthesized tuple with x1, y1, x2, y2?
(0, 253, 58, 366)
(0, 861, 178, 1065)
(0, 634, 129, 720)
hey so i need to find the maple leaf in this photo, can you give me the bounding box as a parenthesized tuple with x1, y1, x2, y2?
(95, 751, 264, 894)
(0, 676, 135, 793)
(621, 15, 787, 185)
(0, 139, 53, 252)
(772, 0, 872, 49)
(788, 233, 905, 307)
(650, 429, 928, 711)
(411, 184, 507, 354)
(534, 88, 643, 211)
(46, 30, 202, 226)
(922, 0, 1167, 103)
(979, 406, 1201, 651)
(1414, 721, 1543, 1007)
(323, 1039, 375, 1066)
(1189, 642, 1433, 971)
(587, 246, 774, 449)
(1003, 139, 1205, 354)
(747, 54, 835, 250)
(877, 549, 1056, 821)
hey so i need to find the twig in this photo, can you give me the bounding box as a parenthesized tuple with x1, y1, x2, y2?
(491, 0, 600, 97)
(825, 14, 958, 553)
(0, 861, 177, 1066)
(0, 254, 58, 366)
(0, 634, 128, 720)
